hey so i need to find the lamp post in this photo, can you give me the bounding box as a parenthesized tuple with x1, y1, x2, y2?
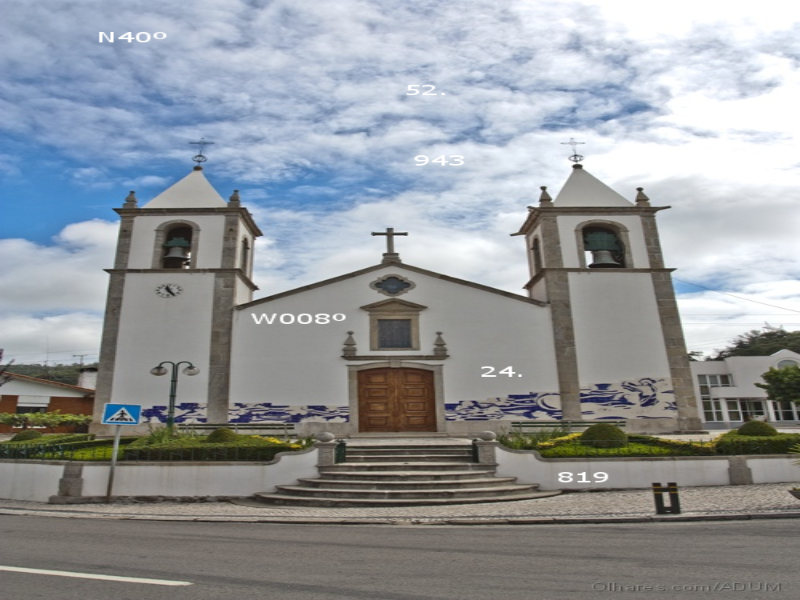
(150, 361, 200, 432)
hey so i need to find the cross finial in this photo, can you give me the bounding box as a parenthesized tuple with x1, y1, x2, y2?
(371, 227, 408, 263)
(560, 138, 585, 163)
(190, 138, 215, 164)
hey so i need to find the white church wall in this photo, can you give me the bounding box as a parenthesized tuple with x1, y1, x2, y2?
(228, 265, 560, 424)
(569, 272, 674, 421)
(110, 273, 215, 408)
(126, 215, 226, 269)
(556, 215, 649, 268)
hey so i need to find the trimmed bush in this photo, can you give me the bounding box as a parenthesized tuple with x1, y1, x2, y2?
(10, 430, 43, 442)
(204, 427, 240, 443)
(579, 423, 627, 448)
(736, 420, 779, 437)
(715, 432, 800, 455)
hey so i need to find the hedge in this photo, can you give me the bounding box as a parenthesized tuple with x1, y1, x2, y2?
(715, 432, 800, 455)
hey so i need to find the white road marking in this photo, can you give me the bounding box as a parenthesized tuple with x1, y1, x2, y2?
(0, 565, 193, 586)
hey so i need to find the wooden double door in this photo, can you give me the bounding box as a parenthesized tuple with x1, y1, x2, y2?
(357, 368, 437, 432)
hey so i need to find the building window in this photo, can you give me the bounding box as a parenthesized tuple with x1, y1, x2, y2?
(777, 359, 799, 369)
(361, 298, 427, 351)
(771, 400, 800, 421)
(16, 406, 47, 414)
(698, 374, 732, 422)
(240, 238, 250, 273)
(531, 238, 543, 273)
(378, 319, 412, 348)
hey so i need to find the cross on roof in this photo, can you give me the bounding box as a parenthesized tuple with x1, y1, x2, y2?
(371, 227, 408, 263)
(190, 138, 215, 164)
(561, 138, 585, 163)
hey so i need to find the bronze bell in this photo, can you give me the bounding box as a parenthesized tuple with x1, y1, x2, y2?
(588, 250, 621, 268)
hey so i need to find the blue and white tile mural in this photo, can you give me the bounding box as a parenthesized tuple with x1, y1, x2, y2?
(141, 377, 675, 424)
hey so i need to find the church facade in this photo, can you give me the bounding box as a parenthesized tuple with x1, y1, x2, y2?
(92, 163, 703, 435)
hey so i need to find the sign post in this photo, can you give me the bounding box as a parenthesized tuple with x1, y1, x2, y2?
(101, 403, 143, 503)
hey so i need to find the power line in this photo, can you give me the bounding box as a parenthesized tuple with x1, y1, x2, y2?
(674, 278, 800, 314)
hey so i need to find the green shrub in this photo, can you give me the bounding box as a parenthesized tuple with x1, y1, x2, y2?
(715, 432, 800, 455)
(736, 420, 779, 436)
(10, 430, 43, 442)
(204, 427, 240, 443)
(122, 438, 303, 461)
(579, 423, 627, 448)
(540, 442, 675, 458)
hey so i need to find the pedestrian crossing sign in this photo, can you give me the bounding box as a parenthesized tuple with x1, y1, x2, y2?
(102, 403, 142, 425)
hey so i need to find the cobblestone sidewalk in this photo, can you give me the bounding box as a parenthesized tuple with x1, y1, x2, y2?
(2, 483, 800, 525)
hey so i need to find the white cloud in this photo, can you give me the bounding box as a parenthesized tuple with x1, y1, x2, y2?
(3, 0, 800, 363)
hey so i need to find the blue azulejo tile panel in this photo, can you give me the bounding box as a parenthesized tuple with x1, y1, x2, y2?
(445, 391, 562, 421)
(444, 377, 676, 421)
(580, 378, 675, 421)
(142, 403, 349, 424)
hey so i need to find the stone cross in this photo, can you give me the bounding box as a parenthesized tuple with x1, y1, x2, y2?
(371, 228, 408, 254)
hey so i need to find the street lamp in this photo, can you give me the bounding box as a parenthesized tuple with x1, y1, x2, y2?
(150, 361, 200, 432)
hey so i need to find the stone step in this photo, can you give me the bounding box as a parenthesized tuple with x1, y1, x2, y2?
(296, 476, 526, 490)
(345, 447, 473, 456)
(320, 462, 496, 472)
(273, 483, 539, 500)
(317, 469, 498, 481)
(252, 490, 562, 507)
(341, 453, 474, 463)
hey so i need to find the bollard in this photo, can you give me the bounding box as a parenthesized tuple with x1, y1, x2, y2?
(652, 482, 681, 515)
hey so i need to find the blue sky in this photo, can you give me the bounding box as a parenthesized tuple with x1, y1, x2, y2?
(2, 0, 800, 364)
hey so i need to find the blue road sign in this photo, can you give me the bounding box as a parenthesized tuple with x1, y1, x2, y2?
(101, 403, 142, 425)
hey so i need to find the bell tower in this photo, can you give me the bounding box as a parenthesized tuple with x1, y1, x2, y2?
(514, 163, 702, 432)
(93, 166, 262, 431)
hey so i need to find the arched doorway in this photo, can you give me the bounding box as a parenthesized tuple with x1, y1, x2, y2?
(357, 367, 436, 432)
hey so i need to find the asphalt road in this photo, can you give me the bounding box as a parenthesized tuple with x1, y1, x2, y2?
(1, 515, 797, 600)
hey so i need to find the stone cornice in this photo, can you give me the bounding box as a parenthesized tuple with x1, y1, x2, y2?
(114, 206, 263, 237)
(512, 205, 670, 237)
(342, 354, 448, 361)
(523, 267, 676, 289)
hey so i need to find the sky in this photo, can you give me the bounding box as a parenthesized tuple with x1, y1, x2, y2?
(2, 0, 800, 365)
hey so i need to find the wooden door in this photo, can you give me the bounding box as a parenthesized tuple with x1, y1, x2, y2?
(358, 368, 436, 432)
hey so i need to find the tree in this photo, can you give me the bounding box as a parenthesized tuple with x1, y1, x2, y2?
(0, 349, 14, 387)
(709, 329, 800, 361)
(755, 365, 800, 405)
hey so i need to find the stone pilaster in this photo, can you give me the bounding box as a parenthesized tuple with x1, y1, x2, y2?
(727, 456, 753, 485)
(207, 272, 236, 423)
(91, 272, 125, 433)
(546, 270, 583, 421)
(651, 271, 703, 431)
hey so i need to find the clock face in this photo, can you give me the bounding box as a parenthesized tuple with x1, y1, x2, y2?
(155, 283, 183, 298)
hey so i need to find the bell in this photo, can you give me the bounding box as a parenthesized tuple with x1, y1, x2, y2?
(589, 250, 621, 268)
(163, 246, 189, 268)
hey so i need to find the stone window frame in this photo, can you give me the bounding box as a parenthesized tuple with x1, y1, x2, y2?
(361, 298, 427, 351)
(369, 273, 416, 297)
(531, 237, 543, 274)
(574, 219, 634, 269)
(776, 359, 799, 369)
(152, 220, 202, 269)
(240, 237, 251, 275)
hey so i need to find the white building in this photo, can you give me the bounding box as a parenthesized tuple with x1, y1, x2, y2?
(92, 163, 703, 435)
(691, 349, 800, 429)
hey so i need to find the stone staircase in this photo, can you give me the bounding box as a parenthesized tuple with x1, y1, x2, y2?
(252, 442, 561, 507)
